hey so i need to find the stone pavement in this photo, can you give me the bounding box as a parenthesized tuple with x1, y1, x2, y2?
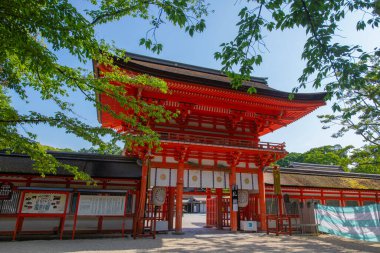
(0, 213, 379, 252)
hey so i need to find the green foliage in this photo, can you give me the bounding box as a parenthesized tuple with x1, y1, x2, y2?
(277, 144, 380, 174)
(2, 0, 379, 181)
(276, 145, 353, 171)
(214, 0, 380, 145)
(319, 55, 380, 145)
(79, 146, 123, 155)
(38, 144, 74, 153)
(301, 145, 353, 171)
(275, 152, 302, 167)
(0, 0, 209, 181)
(350, 145, 380, 174)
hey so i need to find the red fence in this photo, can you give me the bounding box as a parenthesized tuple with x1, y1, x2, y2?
(221, 198, 230, 227)
(206, 197, 230, 228)
(145, 189, 169, 221)
(0, 188, 137, 240)
(239, 194, 260, 222)
(206, 197, 217, 227)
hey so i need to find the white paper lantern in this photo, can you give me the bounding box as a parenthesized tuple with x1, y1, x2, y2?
(152, 187, 166, 206)
(238, 190, 249, 208)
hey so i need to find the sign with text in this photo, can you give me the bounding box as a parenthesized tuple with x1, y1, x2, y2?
(21, 193, 67, 214)
(77, 195, 126, 216)
(232, 185, 239, 211)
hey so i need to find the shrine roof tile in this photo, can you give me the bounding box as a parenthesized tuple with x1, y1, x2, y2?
(0, 151, 141, 179)
(265, 165, 380, 190)
(106, 52, 327, 101)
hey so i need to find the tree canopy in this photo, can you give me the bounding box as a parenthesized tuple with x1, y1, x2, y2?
(1, 0, 208, 180)
(350, 145, 380, 174)
(1, 0, 379, 180)
(276, 145, 353, 171)
(276, 144, 380, 174)
(213, 0, 380, 145)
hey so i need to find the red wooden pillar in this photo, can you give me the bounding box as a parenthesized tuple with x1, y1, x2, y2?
(278, 195, 283, 216)
(258, 166, 267, 231)
(206, 188, 211, 199)
(358, 191, 363, 206)
(136, 158, 149, 233)
(229, 163, 238, 232)
(175, 160, 185, 234)
(168, 187, 175, 230)
(340, 191, 345, 207)
(228, 152, 241, 232)
(205, 188, 212, 228)
(321, 189, 326, 205)
(216, 188, 223, 229)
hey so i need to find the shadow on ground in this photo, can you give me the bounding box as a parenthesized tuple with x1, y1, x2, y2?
(0, 232, 379, 253)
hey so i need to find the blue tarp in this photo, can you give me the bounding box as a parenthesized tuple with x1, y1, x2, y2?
(315, 204, 380, 242)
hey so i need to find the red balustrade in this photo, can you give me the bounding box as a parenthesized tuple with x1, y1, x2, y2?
(159, 132, 285, 151)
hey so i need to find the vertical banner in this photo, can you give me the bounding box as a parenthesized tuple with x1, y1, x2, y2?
(156, 168, 170, 187)
(241, 173, 254, 190)
(273, 166, 281, 195)
(184, 169, 189, 188)
(150, 168, 177, 187)
(201, 171, 213, 188)
(232, 185, 238, 211)
(189, 170, 201, 188)
(236, 173, 242, 189)
(170, 169, 177, 187)
(213, 171, 225, 189)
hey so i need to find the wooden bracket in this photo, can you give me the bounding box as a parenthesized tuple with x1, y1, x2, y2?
(227, 151, 242, 167)
(174, 146, 190, 163)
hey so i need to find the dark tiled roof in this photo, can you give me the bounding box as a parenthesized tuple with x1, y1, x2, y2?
(265, 165, 380, 190)
(109, 52, 327, 101)
(125, 52, 269, 85)
(289, 162, 343, 172)
(265, 173, 380, 190)
(0, 151, 141, 179)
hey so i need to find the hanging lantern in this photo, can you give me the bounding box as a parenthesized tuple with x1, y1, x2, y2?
(152, 186, 166, 206)
(238, 189, 249, 208)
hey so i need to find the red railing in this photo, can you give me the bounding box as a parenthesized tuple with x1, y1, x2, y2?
(206, 197, 230, 228)
(206, 198, 217, 227)
(159, 132, 285, 151)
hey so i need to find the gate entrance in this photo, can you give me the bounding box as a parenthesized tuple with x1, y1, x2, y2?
(137, 166, 263, 235)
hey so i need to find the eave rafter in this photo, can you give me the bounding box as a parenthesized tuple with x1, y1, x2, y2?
(96, 63, 325, 139)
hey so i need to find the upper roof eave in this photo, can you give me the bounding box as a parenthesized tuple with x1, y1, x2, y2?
(103, 52, 327, 102)
(124, 52, 269, 84)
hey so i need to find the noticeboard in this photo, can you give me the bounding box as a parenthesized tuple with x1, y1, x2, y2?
(77, 195, 126, 216)
(21, 193, 67, 214)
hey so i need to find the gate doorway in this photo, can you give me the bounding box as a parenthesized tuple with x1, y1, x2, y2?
(181, 195, 210, 233)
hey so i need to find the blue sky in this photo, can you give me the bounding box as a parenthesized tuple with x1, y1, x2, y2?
(12, 1, 380, 153)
